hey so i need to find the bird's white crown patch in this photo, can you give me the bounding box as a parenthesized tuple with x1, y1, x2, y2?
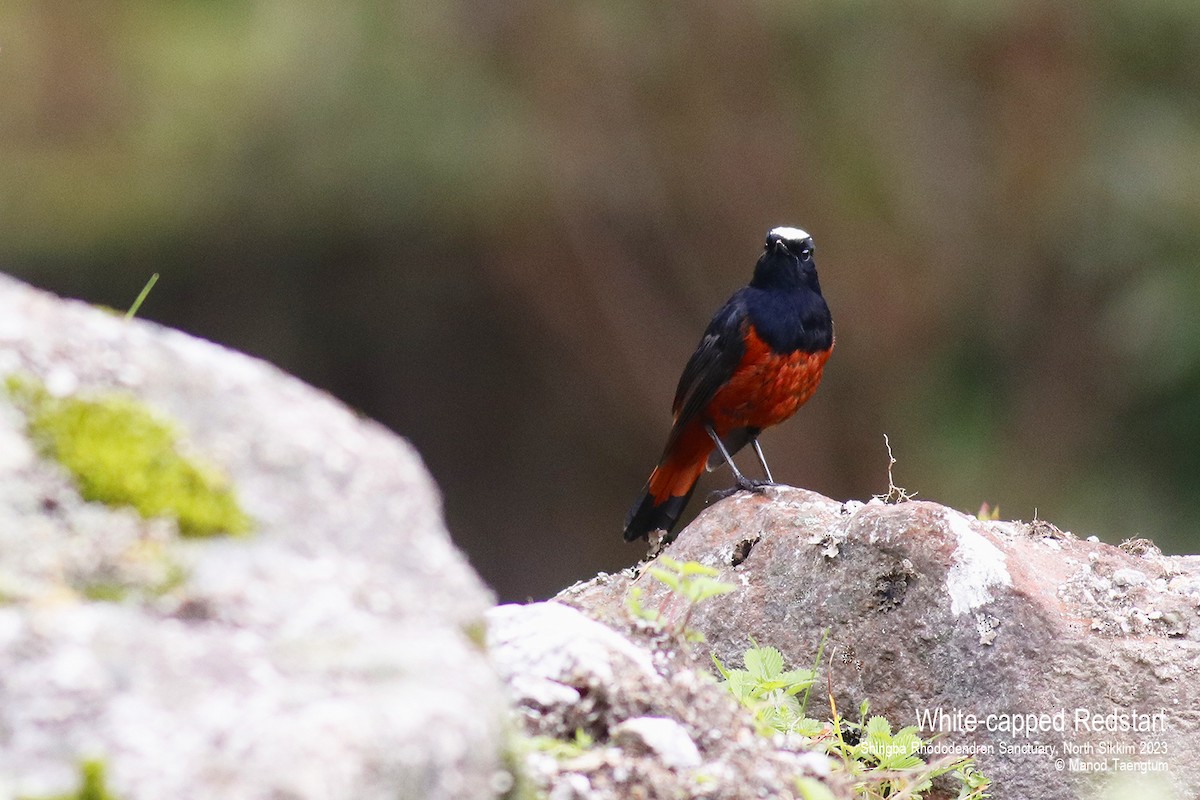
(769, 226, 810, 242)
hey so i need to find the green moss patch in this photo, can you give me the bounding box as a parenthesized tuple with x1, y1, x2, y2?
(7, 375, 251, 538)
(20, 759, 121, 800)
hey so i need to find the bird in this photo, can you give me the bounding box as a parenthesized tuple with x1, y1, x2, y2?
(623, 226, 834, 542)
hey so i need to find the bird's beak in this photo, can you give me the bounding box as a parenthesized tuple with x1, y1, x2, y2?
(774, 239, 790, 255)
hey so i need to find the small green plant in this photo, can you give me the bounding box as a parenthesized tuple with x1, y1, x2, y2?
(712, 639, 824, 737)
(78, 556, 188, 605)
(20, 759, 120, 800)
(976, 502, 1000, 521)
(843, 715, 927, 774)
(647, 556, 736, 605)
(955, 763, 993, 798)
(626, 556, 734, 642)
(625, 585, 662, 626)
(828, 708, 990, 799)
(527, 728, 595, 760)
(829, 696, 990, 799)
(717, 643, 990, 800)
(794, 776, 838, 800)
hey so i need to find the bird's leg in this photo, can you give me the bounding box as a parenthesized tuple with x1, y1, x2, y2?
(706, 424, 750, 486)
(705, 425, 770, 496)
(750, 438, 776, 485)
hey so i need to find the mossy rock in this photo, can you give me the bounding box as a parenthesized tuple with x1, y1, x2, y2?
(6, 375, 251, 538)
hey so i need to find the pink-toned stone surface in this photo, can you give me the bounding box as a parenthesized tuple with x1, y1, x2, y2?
(559, 487, 1200, 800)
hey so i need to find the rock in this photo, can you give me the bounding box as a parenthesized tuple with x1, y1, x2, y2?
(487, 600, 838, 800)
(1111, 568, 1147, 588)
(610, 717, 702, 769)
(486, 601, 663, 736)
(558, 487, 1200, 800)
(0, 275, 507, 799)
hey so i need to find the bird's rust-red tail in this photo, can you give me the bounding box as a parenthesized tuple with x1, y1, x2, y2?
(623, 420, 712, 541)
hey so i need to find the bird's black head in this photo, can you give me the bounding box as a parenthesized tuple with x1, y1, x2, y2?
(751, 226, 822, 293)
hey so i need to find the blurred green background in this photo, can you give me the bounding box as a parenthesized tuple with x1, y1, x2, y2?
(4, 1, 1200, 601)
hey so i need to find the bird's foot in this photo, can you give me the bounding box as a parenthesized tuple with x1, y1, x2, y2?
(707, 486, 740, 503)
(707, 478, 776, 504)
(737, 475, 776, 493)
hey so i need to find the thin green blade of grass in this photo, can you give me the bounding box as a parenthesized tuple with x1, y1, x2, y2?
(124, 273, 160, 320)
(799, 629, 829, 717)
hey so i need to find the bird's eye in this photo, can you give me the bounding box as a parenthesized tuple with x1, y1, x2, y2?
(799, 246, 812, 259)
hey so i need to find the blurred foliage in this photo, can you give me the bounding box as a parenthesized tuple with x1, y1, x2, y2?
(2, 0, 1200, 600)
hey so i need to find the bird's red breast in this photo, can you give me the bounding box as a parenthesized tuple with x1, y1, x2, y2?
(706, 325, 833, 433)
(646, 327, 833, 505)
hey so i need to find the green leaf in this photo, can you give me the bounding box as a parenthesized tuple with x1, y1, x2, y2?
(792, 716, 827, 737)
(864, 715, 893, 738)
(799, 630, 829, 718)
(884, 729, 925, 769)
(682, 575, 735, 603)
(711, 652, 730, 679)
(778, 668, 818, 693)
(527, 728, 595, 760)
(795, 777, 837, 800)
(647, 566, 682, 592)
(624, 586, 661, 624)
(722, 670, 758, 703)
(744, 646, 784, 681)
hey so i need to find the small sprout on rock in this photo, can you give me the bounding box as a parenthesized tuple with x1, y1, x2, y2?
(625, 557, 733, 642)
(713, 640, 823, 738)
(716, 640, 991, 799)
(20, 759, 120, 800)
(794, 776, 838, 800)
(124, 273, 160, 320)
(854, 716, 925, 771)
(956, 763, 993, 797)
(461, 619, 489, 652)
(976, 502, 1000, 521)
(829, 711, 990, 798)
(1026, 519, 1067, 540)
(625, 586, 662, 626)
(527, 729, 595, 760)
(648, 556, 735, 606)
(644, 556, 735, 642)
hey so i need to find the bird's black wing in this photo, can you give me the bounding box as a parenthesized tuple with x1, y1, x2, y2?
(662, 293, 749, 455)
